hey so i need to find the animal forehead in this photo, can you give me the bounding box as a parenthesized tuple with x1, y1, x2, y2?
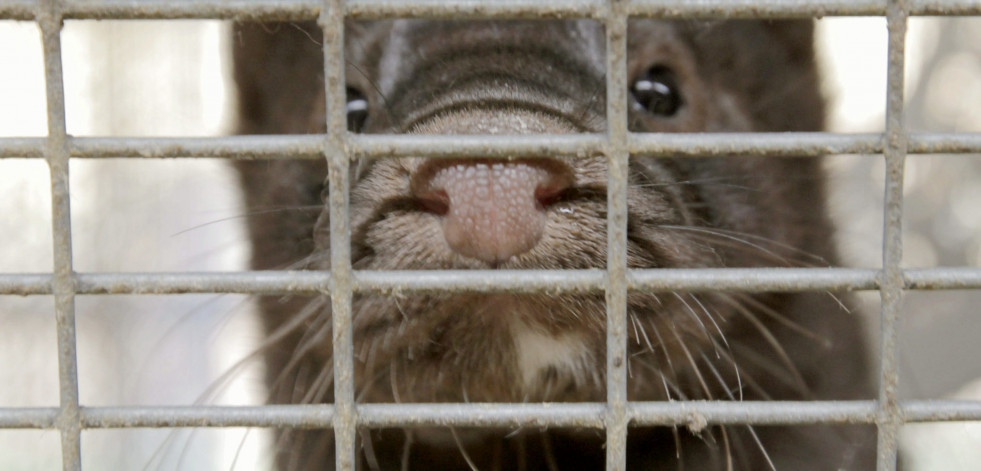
(347, 19, 609, 100)
(352, 19, 606, 68)
(393, 19, 601, 48)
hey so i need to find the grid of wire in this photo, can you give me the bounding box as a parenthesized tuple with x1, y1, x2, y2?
(2, 1, 981, 470)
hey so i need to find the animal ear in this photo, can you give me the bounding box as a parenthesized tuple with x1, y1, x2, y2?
(756, 20, 825, 132)
(760, 19, 817, 64)
(687, 19, 824, 132)
(233, 21, 324, 134)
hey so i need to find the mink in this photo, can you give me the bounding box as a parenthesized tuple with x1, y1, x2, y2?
(232, 18, 875, 471)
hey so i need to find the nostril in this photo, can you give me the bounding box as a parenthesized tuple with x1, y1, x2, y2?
(416, 189, 450, 215)
(535, 179, 571, 208)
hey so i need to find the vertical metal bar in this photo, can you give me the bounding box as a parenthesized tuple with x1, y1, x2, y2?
(878, 1, 908, 470)
(37, 0, 82, 470)
(604, 1, 629, 470)
(321, 1, 356, 470)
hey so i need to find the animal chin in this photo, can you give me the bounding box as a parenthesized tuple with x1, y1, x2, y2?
(509, 319, 595, 399)
(353, 293, 608, 403)
(484, 295, 600, 399)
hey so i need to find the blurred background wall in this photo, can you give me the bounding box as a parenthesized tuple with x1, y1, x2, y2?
(0, 20, 266, 470)
(0, 15, 979, 471)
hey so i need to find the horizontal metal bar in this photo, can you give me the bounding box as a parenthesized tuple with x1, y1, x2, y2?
(908, 132, 981, 154)
(6, 268, 981, 296)
(0, 0, 602, 20)
(351, 134, 606, 159)
(74, 271, 605, 295)
(906, 0, 981, 15)
(629, 401, 879, 426)
(0, 135, 608, 160)
(356, 269, 607, 294)
(903, 400, 981, 422)
(2, 133, 981, 160)
(3, 271, 604, 295)
(628, 0, 981, 17)
(74, 271, 330, 295)
(0, 271, 602, 295)
(345, 0, 605, 20)
(632, 400, 981, 426)
(0, 273, 50, 295)
(628, 133, 884, 156)
(70, 135, 325, 160)
(0, 137, 44, 158)
(0, 0, 38, 20)
(3, 400, 980, 430)
(359, 403, 606, 428)
(3, 0, 979, 21)
(0, 0, 322, 21)
(628, 268, 881, 292)
(904, 267, 981, 290)
(83, 405, 334, 429)
(0, 408, 58, 429)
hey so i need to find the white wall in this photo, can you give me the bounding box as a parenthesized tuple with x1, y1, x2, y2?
(0, 20, 267, 471)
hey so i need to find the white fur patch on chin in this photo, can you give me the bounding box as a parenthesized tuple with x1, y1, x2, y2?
(511, 321, 589, 393)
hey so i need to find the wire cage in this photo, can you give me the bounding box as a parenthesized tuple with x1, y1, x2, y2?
(2, 1, 981, 470)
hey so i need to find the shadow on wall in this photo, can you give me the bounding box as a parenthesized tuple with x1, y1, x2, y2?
(0, 15, 979, 471)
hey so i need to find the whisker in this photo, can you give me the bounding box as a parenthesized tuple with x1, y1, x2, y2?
(744, 425, 776, 471)
(661, 224, 831, 266)
(301, 357, 335, 405)
(730, 293, 829, 346)
(672, 426, 684, 470)
(662, 227, 801, 267)
(647, 315, 676, 375)
(450, 427, 481, 471)
(229, 428, 257, 471)
(729, 341, 800, 397)
(672, 292, 714, 348)
(700, 352, 735, 402)
(720, 425, 734, 471)
(171, 205, 323, 237)
(668, 323, 712, 399)
(390, 358, 403, 403)
(633, 175, 759, 192)
(722, 297, 810, 396)
(631, 313, 656, 353)
(711, 343, 769, 401)
(689, 294, 729, 350)
(701, 353, 777, 471)
(361, 428, 383, 471)
(401, 430, 414, 471)
(264, 301, 333, 400)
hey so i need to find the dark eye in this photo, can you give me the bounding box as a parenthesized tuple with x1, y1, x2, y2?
(346, 87, 368, 132)
(630, 65, 683, 117)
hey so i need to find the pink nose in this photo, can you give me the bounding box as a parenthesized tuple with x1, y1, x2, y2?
(413, 159, 573, 265)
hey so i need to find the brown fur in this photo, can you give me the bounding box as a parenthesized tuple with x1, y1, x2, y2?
(233, 19, 874, 471)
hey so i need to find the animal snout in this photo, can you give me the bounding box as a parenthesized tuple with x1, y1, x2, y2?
(411, 158, 574, 265)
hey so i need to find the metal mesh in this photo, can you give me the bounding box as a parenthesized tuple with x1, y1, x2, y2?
(2, 1, 981, 470)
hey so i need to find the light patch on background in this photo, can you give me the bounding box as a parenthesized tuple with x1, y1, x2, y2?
(0, 19, 267, 471)
(817, 16, 981, 471)
(817, 17, 938, 132)
(817, 17, 887, 132)
(924, 52, 981, 130)
(0, 21, 46, 136)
